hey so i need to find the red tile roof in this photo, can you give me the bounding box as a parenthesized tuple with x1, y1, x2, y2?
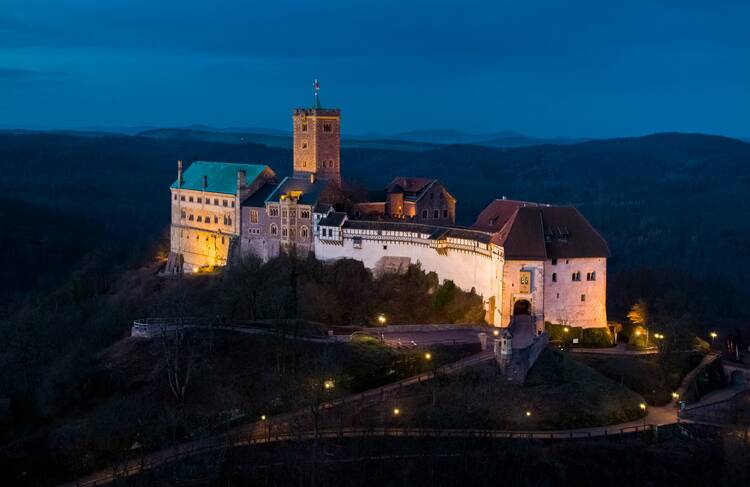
(473, 199, 609, 260)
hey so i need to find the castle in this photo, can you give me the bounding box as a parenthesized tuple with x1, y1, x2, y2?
(167, 85, 609, 330)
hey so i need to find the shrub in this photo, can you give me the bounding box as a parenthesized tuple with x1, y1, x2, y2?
(581, 327, 614, 347)
(546, 323, 581, 344)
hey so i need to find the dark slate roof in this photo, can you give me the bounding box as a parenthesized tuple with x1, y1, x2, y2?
(241, 181, 277, 208)
(171, 161, 268, 195)
(265, 176, 332, 206)
(474, 199, 609, 260)
(342, 220, 493, 244)
(313, 202, 333, 214)
(319, 211, 347, 227)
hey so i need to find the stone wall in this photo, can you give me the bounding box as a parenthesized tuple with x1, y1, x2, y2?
(315, 229, 505, 325)
(543, 257, 607, 328)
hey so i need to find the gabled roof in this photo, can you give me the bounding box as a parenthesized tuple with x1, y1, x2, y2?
(474, 199, 610, 260)
(319, 211, 347, 227)
(241, 181, 277, 208)
(265, 176, 332, 206)
(171, 161, 268, 195)
(387, 177, 434, 194)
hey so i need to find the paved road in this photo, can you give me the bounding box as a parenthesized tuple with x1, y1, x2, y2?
(378, 329, 482, 348)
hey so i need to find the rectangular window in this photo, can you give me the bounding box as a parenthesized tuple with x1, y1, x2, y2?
(421, 210, 428, 218)
(442, 209, 448, 218)
(181, 195, 185, 201)
(188, 196, 194, 202)
(383, 245, 388, 250)
(323, 123, 332, 132)
(289, 209, 296, 218)
(223, 200, 228, 207)
(301, 210, 310, 219)
(197, 197, 202, 203)
(433, 209, 439, 218)
(301, 123, 308, 132)
(231, 201, 235, 208)
(353, 236, 362, 249)
(214, 198, 219, 205)
(269, 206, 279, 217)
(581, 294, 586, 302)
(250, 210, 258, 224)
(173, 194, 177, 200)
(551, 259, 557, 265)
(552, 272, 557, 282)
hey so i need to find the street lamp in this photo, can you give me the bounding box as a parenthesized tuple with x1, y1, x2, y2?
(261, 414, 267, 421)
(324, 379, 335, 390)
(671, 392, 679, 400)
(424, 352, 432, 361)
(710, 331, 718, 346)
(563, 327, 569, 333)
(493, 329, 500, 337)
(392, 407, 401, 416)
(377, 314, 387, 326)
(525, 410, 532, 417)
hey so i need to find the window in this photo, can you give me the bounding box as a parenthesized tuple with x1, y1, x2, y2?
(581, 294, 586, 302)
(572, 271, 581, 281)
(433, 209, 439, 218)
(214, 216, 218, 224)
(173, 194, 177, 200)
(430, 193, 434, 200)
(282, 227, 288, 237)
(180, 195, 185, 201)
(421, 210, 428, 218)
(301, 227, 309, 240)
(282, 209, 287, 218)
(587, 271, 596, 281)
(519, 271, 531, 293)
(270, 224, 278, 235)
(269, 206, 279, 217)
(289, 209, 296, 218)
(188, 214, 194, 221)
(250, 210, 259, 224)
(300, 210, 310, 219)
(223, 200, 228, 207)
(197, 197, 202, 204)
(221, 237, 225, 244)
(227, 216, 232, 225)
(442, 209, 448, 218)
(552, 272, 557, 282)
(214, 198, 219, 205)
(231, 201, 235, 208)
(323, 122, 332, 132)
(301, 122, 308, 132)
(353, 236, 362, 249)
(189, 196, 194, 202)
(197, 216, 202, 222)
(551, 259, 557, 266)
(302, 141, 308, 149)
(289, 228, 296, 240)
(383, 245, 388, 250)
(556, 293, 560, 299)
(181, 210, 186, 219)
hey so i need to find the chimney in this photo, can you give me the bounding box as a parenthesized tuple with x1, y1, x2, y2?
(309, 173, 315, 184)
(177, 160, 183, 186)
(202, 175, 208, 190)
(237, 170, 247, 191)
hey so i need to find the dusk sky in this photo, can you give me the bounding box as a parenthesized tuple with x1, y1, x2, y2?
(2, 0, 749, 138)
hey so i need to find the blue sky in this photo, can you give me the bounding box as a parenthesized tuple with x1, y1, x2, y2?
(1, 0, 748, 137)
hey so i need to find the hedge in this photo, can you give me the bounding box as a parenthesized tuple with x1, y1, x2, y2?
(545, 322, 614, 347)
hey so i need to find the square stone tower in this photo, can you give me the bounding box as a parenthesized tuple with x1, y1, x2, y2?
(293, 81, 341, 185)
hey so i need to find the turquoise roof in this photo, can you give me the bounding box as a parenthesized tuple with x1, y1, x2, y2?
(171, 161, 267, 195)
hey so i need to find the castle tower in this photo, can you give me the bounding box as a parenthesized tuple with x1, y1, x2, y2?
(293, 80, 341, 185)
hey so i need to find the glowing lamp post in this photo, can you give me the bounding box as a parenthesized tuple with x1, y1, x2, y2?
(324, 379, 335, 391)
(377, 314, 387, 326)
(392, 407, 401, 416)
(424, 352, 432, 361)
(710, 331, 718, 347)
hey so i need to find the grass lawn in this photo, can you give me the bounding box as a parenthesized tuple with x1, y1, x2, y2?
(353, 348, 646, 430)
(570, 351, 704, 406)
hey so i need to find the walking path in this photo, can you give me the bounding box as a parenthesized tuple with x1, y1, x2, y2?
(569, 342, 657, 355)
(59, 350, 723, 487)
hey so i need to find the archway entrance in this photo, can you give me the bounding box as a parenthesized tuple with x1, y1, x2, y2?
(513, 299, 531, 315)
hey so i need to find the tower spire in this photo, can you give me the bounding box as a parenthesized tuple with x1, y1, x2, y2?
(313, 79, 321, 108)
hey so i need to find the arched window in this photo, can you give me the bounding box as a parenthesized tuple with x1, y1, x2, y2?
(552, 272, 557, 282)
(301, 226, 309, 240)
(270, 224, 278, 236)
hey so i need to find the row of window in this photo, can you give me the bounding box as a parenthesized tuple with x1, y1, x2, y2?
(553, 293, 587, 302)
(263, 207, 312, 219)
(175, 193, 234, 208)
(551, 271, 596, 282)
(178, 231, 226, 245)
(254, 224, 310, 240)
(180, 211, 232, 226)
(421, 209, 449, 219)
(300, 122, 333, 132)
(299, 160, 336, 169)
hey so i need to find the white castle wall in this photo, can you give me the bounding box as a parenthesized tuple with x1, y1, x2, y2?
(543, 257, 607, 328)
(315, 231, 505, 325)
